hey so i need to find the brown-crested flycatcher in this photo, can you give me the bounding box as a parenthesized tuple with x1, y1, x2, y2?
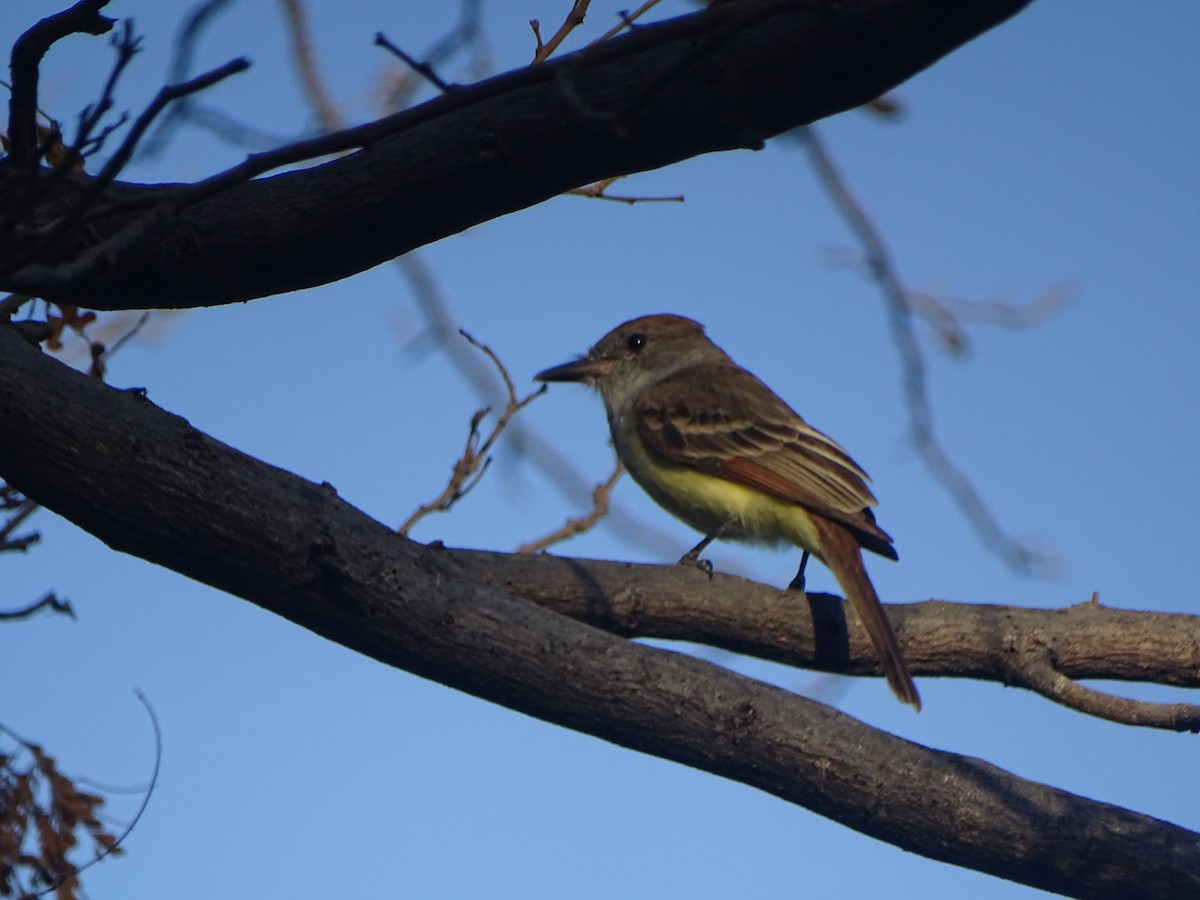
(535, 314, 920, 710)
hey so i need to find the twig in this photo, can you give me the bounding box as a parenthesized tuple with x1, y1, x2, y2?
(398, 331, 545, 536)
(517, 457, 623, 553)
(0, 12, 135, 258)
(589, 0, 664, 45)
(100, 310, 151, 360)
(208, 2, 675, 561)
(795, 124, 1055, 577)
(7, 0, 116, 168)
(1, 57, 251, 285)
(375, 0, 484, 112)
(51, 690, 162, 889)
(137, 0, 281, 160)
(87, 58, 251, 209)
(568, 175, 683, 204)
(67, 18, 142, 169)
(395, 253, 678, 558)
(0, 497, 39, 552)
(531, 0, 591, 64)
(374, 32, 453, 94)
(0, 590, 73, 621)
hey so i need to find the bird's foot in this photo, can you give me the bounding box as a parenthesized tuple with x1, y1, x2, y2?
(677, 549, 714, 578)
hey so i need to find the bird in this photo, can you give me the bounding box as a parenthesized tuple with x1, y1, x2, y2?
(535, 313, 920, 709)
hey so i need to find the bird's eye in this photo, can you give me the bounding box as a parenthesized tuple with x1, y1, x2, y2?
(626, 333, 646, 353)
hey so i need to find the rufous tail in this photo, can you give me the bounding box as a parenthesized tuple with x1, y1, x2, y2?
(813, 517, 921, 710)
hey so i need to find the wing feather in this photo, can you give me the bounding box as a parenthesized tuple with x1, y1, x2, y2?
(634, 364, 896, 558)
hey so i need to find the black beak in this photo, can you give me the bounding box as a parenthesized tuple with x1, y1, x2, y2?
(534, 356, 615, 383)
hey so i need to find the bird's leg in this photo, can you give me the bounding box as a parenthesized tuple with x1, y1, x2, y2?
(678, 517, 734, 576)
(787, 551, 811, 592)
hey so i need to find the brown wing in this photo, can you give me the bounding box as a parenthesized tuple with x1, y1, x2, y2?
(634, 363, 897, 559)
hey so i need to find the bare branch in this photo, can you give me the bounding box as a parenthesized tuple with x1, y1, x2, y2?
(794, 124, 1055, 576)
(1009, 649, 1200, 732)
(0, 590, 72, 621)
(567, 175, 684, 204)
(2, 56, 250, 285)
(67, 18, 142, 168)
(52, 690, 161, 889)
(393, 252, 681, 558)
(531, 0, 592, 63)
(374, 33, 453, 94)
(517, 457, 624, 553)
(0, 319, 1196, 896)
(6, 0, 116, 168)
(2, 0, 1037, 310)
(375, 0, 485, 112)
(0, 496, 39, 552)
(137, 0, 278, 160)
(398, 331, 544, 536)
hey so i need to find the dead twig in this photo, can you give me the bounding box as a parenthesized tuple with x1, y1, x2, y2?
(531, 0, 591, 64)
(399, 331, 545, 536)
(374, 32, 453, 94)
(0, 590, 74, 621)
(66, 19, 142, 168)
(0, 496, 39, 552)
(568, 175, 684, 205)
(589, 0, 665, 45)
(1, 56, 250, 286)
(517, 457, 623, 553)
(375, 0, 484, 112)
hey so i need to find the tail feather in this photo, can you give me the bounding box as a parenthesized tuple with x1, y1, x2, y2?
(813, 517, 921, 710)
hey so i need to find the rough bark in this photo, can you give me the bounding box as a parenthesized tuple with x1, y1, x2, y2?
(2, 300, 1199, 899)
(11, 1, 1197, 894)
(1, 0, 1031, 310)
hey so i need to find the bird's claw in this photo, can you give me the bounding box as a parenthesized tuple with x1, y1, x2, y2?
(677, 553, 714, 579)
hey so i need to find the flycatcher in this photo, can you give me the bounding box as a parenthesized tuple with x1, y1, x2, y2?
(535, 313, 920, 710)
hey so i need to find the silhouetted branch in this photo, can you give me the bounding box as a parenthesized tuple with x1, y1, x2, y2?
(0, 590, 72, 621)
(374, 33, 453, 93)
(0, 496, 39, 552)
(0, 319, 1196, 896)
(7, 0, 115, 168)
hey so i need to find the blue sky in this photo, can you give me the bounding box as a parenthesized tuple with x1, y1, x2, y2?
(5, 2, 1199, 897)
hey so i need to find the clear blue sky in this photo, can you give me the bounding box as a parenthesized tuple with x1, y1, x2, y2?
(5, 2, 1199, 897)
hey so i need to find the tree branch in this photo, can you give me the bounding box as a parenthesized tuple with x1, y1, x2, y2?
(0, 0, 1032, 309)
(6, 0, 115, 169)
(0, 319, 1197, 897)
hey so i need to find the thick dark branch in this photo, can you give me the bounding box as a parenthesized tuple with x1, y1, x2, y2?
(1, 323, 1197, 897)
(0, 0, 1031, 309)
(6, 0, 115, 169)
(463, 554, 1200, 731)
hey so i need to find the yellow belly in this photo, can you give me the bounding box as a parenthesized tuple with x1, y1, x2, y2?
(612, 419, 822, 554)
